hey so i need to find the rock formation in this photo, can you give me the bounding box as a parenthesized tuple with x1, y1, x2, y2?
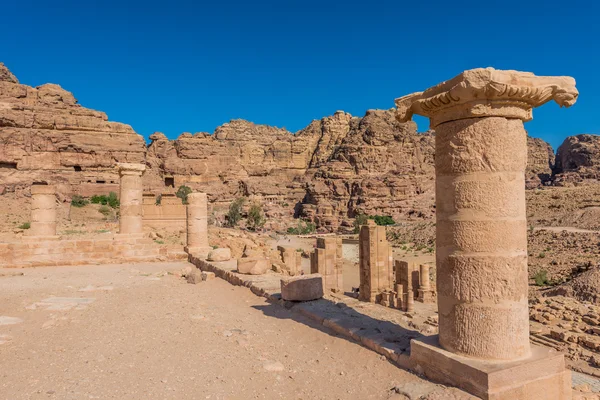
(0, 64, 146, 197)
(3, 62, 590, 234)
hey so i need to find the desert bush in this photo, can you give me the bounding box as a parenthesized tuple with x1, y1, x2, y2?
(155, 194, 162, 205)
(98, 205, 112, 216)
(18, 222, 30, 230)
(372, 215, 395, 226)
(287, 220, 316, 235)
(227, 197, 246, 227)
(534, 270, 549, 286)
(90, 192, 119, 208)
(247, 203, 266, 231)
(176, 185, 192, 205)
(71, 195, 89, 208)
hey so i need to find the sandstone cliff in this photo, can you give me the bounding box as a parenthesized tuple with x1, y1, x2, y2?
(1, 62, 566, 232)
(554, 134, 600, 184)
(0, 63, 146, 197)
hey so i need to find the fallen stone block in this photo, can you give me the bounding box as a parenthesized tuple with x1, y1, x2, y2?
(201, 271, 215, 281)
(237, 258, 269, 275)
(187, 269, 203, 284)
(281, 274, 324, 301)
(207, 248, 232, 262)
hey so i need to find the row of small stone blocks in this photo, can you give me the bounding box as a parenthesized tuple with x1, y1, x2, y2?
(187, 253, 412, 370)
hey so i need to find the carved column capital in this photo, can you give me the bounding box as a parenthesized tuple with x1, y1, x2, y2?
(395, 67, 578, 127)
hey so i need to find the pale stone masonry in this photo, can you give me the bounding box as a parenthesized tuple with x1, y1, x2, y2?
(395, 68, 578, 399)
(28, 183, 57, 237)
(417, 264, 435, 304)
(118, 163, 146, 235)
(186, 192, 211, 258)
(310, 237, 343, 293)
(358, 220, 393, 303)
(277, 245, 302, 276)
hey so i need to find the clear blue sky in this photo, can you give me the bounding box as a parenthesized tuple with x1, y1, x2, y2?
(1, 0, 598, 149)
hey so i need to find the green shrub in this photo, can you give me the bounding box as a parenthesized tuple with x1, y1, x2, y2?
(247, 203, 266, 231)
(372, 215, 395, 226)
(287, 220, 316, 235)
(90, 192, 119, 208)
(98, 205, 112, 216)
(176, 185, 193, 205)
(18, 222, 30, 230)
(227, 197, 246, 227)
(155, 194, 162, 205)
(534, 270, 549, 286)
(538, 252, 546, 259)
(71, 195, 89, 208)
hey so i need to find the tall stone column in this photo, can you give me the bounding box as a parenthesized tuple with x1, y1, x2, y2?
(395, 68, 578, 399)
(118, 163, 146, 235)
(185, 192, 211, 258)
(28, 183, 57, 237)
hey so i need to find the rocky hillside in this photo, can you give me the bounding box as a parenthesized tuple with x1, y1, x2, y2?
(2, 62, 597, 232)
(0, 63, 146, 198)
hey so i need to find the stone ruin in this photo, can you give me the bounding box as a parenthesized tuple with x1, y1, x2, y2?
(358, 220, 393, 303)
(395, 68, 578, 400)
(309, 237, 343, 293)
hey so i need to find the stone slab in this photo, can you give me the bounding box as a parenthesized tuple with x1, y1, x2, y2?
(410, 335, 572, 400)
(280, 274, 324, 301)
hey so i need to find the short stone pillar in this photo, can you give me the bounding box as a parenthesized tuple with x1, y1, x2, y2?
(310, 237, 343, 293)
(185, 192, 211, 258)
(395, 68, 578, 399)
(417, 264, 435, 304)
(358, 220, 393, 303)
(28, 184, 57, 237)
(118, 163, 145, 235)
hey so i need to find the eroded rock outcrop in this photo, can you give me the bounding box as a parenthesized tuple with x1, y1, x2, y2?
(555, 134, 600, 184)
(0, 64, 146, 196)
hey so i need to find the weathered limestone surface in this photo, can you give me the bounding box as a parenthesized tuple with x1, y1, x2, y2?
(280, 274, 324, 301)
(396, 67, 578, 399)
(310, 237, 343, 293)
(207, 248, 231, 262)
(358, 220, 393, 303)
(237, 257, 270, 275)
(118, 163, 145, 235)
(28, 184, 57, 237)
(186, 192, 211, 258)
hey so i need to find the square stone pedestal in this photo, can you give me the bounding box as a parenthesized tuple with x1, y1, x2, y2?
(410, 336, 572, 400)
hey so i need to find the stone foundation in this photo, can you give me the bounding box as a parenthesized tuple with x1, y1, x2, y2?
(410, 336, 572, 400)
(310, 237, 343, 293)
(359, 220, 393, 303)
(0, 235, 186, 268)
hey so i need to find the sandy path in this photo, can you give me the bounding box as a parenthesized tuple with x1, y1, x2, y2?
(0, 261, 457, 400)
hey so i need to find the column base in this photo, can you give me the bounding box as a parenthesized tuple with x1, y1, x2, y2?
(417, 289, 435, 303)
(184, 246, 212, 259)
(410, 335, 572, 400)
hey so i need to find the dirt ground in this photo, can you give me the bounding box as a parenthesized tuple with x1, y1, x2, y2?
(0, 261, 466, 400)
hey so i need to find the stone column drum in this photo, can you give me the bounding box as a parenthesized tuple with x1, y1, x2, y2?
(29, 184, 57, 237)
(118, 163, 146, 235)
(185, 192, 211, 258)
(395, 68, 578, 399)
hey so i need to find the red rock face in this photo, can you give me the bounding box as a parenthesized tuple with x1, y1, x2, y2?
(0, 63, 560, 232)
(554, 134, 600, 184)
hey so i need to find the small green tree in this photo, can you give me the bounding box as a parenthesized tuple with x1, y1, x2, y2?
(353, 213, 369, 233)
(247, 203, 266, 231)
(534, 270, 549, 286)
(176, 185, 193, 205)
(227, 197, 246, 227)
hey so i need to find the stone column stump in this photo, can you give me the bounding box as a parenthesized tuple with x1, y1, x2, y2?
(28, 183, 58, 238)
(185, 192, 211, 259)
(118, 163, 146, 235)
